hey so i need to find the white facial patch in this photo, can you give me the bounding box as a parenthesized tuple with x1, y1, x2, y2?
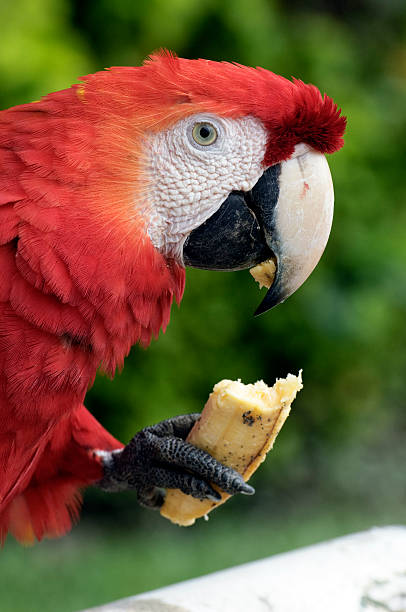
(144, 114, 268, 258)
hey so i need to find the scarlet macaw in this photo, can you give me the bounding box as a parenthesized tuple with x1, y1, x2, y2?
(0, 52, 345, 543)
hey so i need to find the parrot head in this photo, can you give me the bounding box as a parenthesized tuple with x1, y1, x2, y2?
(92, 51, 345, 314)
(76, 51, 344, 315)
(3, 51, 346, 346)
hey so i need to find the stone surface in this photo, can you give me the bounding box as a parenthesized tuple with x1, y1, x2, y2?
(81, 526, 406, 612)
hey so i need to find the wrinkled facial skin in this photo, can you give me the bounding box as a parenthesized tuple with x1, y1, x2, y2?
(145, 113, 268, 258)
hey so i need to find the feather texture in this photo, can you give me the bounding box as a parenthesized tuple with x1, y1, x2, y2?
(0, 76, 185, 542)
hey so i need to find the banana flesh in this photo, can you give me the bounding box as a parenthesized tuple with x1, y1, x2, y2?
(160, 373, 302, 526)
(250, 258, 276, 289)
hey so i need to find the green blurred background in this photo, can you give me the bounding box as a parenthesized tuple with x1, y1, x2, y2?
(1, 0, 406, 610)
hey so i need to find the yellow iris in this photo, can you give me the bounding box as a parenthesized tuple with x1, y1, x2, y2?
(192, 122, 218, 146)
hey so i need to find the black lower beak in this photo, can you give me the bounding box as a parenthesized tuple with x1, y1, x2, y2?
(183, 165, 280, 272)
(183, 164, 281, 313)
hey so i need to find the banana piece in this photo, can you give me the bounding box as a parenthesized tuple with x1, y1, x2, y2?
(160, 373, 302, 526)
(250, 258, 276, 289)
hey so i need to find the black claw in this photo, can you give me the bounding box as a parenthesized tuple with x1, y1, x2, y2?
(207, 491, 222, 502)
(240, 483, 255, 495)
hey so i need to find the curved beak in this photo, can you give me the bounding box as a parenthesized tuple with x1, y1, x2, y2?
(183, 148, 334, 315)
(253, 149, 334, 315)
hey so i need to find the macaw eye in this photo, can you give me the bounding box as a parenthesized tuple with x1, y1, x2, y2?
(192, 122, 218, 146)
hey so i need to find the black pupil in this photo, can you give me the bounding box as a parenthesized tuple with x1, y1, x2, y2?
(199, 125, 211, 139)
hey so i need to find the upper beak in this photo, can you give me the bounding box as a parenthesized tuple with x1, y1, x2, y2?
(183, 147, 334, 315)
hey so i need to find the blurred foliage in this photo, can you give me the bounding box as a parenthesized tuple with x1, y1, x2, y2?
(1, 0, 406, 608)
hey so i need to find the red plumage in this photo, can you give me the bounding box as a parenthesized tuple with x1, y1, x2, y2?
(0, 52, 345, 543)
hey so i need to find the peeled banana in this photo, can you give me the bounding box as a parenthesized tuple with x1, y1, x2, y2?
(160, 373, 302, 526)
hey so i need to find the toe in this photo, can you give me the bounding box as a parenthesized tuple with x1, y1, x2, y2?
(149, 467, 222, 501)
(152, 437, 254, 497)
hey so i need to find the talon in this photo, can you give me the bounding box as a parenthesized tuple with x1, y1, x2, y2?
(239, 483, 255, 496)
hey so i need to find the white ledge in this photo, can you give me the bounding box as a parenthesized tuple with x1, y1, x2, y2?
(81, 526, 406, 612)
